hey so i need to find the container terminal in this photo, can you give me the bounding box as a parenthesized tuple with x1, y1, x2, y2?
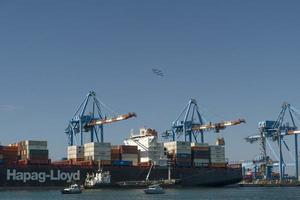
(0, 91, 246, 187)
(239, 102, 300, 186)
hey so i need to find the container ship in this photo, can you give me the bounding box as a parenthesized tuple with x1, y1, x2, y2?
(0, 128, 242, 187)
(0, 92, 244, 187)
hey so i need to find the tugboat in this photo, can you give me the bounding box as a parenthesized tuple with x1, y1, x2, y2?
(144, 184, 165, 194)
(61, 184, 82, 194)
(84, 169, 111, 188)
(84, 161, 111, 189)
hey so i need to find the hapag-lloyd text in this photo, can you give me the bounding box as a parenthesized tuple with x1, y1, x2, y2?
(7, 169, 80, 183)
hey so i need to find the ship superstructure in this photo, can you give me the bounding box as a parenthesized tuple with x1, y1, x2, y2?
(124, 128, 168, 166)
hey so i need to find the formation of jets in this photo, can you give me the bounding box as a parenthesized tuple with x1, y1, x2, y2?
(152, 68, 164, 77)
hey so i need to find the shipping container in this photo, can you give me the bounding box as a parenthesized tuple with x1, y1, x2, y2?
(191, 143, 209, 147)
(112, 160, 133, 166)
(209, 163, 227, 168)
(193, 158, 210, 163)
(26, 140, 47, 147)
(118, 145, 138, 154)
(193, 162, 209, 167)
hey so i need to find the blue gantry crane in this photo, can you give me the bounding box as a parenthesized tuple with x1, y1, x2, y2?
(65, 91, 136, 146)
(162, 99, 245, 143)
(245, 102, 300, 180)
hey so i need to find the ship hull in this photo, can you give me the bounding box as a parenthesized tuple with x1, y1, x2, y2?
(0, 165, 242, 187)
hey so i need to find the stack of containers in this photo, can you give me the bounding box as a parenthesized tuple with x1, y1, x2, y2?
(18, 140, 49, 165)
(111, 145, 138, 166)
(191, 143, 210, 167)
(120, 145, 138, 166)
(209, 145, 226, 167)
(164, 141, 191, 167)
(0, 145, 19, 164)
(67, 146, 84, 161)
(111, 146, 121, 160)
(84, 142, 111, 165)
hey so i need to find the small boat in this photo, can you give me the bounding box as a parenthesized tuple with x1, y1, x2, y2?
(144, 184, 165, 194)
(61, 184, 82, 194)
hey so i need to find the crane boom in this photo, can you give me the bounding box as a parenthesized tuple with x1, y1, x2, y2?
(88, 112, 137, 126)
(192, 118, 246, 132)
(287, 130, 300, 135)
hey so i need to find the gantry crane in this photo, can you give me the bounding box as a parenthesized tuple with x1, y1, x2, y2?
(162, 99, 245, 143)
(245, 102, 300, 180)
(65, 91, 136, 146)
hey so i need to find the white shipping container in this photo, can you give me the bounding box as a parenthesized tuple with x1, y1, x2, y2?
(210, 157, 225, 161)
(68, 145, 83, 150)
(210, 160, 225, 163)
(210, 151, 225, 155)
(85, 145, 111, 149)
(164, 141, 191, 147)
(84, 152, 110, 157)
(84, 145, 111, 148)
(209, 146, 224, 151)
(210, 155, 224, 158)
(211, 159, 225, 162)
(210, 149, 225, 152)
(92, 155, 111, 161)
(68, 149, 84, 153)
(84, 142, 111, 148)
(211, 155, 225, 157)
(210, 150, 224, 153)
(191, 143, 209, 147)
(84, 148, 110, 152)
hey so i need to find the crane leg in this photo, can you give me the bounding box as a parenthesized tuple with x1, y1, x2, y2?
(295, 134, 299, 180)
(279, 136, 283, 181)
(201, 132, 204, 143)
(91, 128, 94, 142)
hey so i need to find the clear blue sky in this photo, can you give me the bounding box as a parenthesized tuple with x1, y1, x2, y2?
(0, 0, 300, 162)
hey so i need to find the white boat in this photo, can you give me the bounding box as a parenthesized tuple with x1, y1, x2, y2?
(84, 169, 111, 188)
(61, 184, 82, 194)
(144, 184, 165, 194)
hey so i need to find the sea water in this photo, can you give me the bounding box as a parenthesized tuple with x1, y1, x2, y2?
(1, 187, 300, 200)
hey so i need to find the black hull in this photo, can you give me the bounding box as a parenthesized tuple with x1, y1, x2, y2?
(61, 190, 82, 194)
(0, 165, 242, 187)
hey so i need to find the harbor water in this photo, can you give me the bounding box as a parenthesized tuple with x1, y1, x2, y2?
(1, 187, 300, 200)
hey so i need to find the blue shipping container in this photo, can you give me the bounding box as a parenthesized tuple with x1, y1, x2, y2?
(112, 160, 132, 166)
(176, 163, 191, 167)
